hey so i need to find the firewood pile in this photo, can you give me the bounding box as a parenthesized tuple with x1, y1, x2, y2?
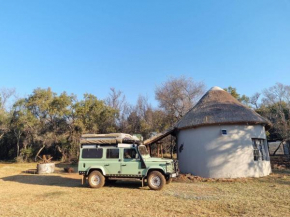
(36, 155, 55, 174)
(37, 155, 53, 163)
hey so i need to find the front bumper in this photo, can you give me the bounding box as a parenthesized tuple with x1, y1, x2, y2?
(170, 171, 179, 178)
(166, 171, 179, 178)
(166, 160, 179, 177)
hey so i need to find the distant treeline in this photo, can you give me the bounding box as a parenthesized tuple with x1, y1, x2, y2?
(0, 76, 289, 161)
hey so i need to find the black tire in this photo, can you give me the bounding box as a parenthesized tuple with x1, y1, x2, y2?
(166, 177, 172, 184)
(147, 171, 166, 190)
(88, 171, 105, 188)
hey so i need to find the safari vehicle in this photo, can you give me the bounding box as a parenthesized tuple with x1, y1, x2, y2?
(78, 133, 178, 190)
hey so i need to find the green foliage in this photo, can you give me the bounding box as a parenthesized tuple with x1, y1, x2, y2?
(20, 147, 34, 162)
(4, 81, 279, 162)
(0, 88, 119, 162)
(255, 83, 290, 147)
(224, 86, 250, 105)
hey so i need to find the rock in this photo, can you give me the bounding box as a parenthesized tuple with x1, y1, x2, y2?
(64, 167, 74, 173)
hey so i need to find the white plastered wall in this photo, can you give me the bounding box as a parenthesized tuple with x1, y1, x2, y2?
(177, 125, 272, 178)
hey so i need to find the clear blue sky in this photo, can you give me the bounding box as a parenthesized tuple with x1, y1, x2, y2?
(0, 0, 289, 106)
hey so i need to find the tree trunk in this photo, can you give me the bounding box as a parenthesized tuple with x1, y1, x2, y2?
(16, 141, 20, 157)
(157, 144, 160, 157)
(56, 145, 67, 162)
(147, 145, 151, 156)
(273, 140, 284, 156)
(0, 133, 4, 140)
(35, 144, 45, 162)
(170, 136, 173, 159)
(13, 130, 22, 157)
(16, 135, 21, 157)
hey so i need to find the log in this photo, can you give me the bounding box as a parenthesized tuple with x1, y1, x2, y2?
(37, 163, 55, 174)
(34, 144, 45, 162)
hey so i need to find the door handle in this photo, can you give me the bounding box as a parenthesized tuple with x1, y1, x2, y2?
(121, 164, 126, 166)
(104, 164, 110, 166)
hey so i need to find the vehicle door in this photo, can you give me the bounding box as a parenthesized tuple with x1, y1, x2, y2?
(103, 148, 121, 175)
(121, 148, 141, 176)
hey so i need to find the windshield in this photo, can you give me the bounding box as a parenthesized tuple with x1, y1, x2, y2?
(138, 145, 150, 158)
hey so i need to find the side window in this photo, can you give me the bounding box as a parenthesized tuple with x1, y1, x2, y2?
(106, 149, 119, 159)
(124, 149, 137, 159)
(82, 149, 103, 159)
(252, 139, 268, 161)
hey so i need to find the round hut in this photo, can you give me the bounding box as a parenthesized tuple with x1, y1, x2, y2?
(175, 86, 272, 178)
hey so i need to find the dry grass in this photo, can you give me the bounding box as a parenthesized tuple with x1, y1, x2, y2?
(0, 163, 290, 217)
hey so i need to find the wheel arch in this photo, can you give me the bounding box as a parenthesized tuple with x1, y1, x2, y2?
(87, 167, 106, 176)
(146, 167, 166, 177)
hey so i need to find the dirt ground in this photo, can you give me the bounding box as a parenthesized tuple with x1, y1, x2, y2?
(0, 163, 290, 217)
(270, 155, 290, 169)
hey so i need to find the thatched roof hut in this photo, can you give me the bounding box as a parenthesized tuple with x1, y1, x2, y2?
(175, 86, 272, 178)
(176, 86, 270, 130)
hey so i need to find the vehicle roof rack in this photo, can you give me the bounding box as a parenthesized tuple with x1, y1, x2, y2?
(80, 133, 141, 145)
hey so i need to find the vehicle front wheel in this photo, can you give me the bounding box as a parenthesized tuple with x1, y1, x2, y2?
(88, 171, 105, 188)
(147, 171, 166, 190)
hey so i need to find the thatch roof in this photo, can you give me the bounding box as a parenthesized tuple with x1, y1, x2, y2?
(143, 127, 175, 146)
(176, 86, 271, 130)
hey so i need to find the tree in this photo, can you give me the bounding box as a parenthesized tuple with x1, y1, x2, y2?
(0, 87, 122, 161)
(105, 88, 130, 132)
(0, 87, 16, 111)
(106, 88, 125, 111)
(0, 88, 16, 139)
(155, 76, 206, 123)
(224, 86, 250, 105)
(259, 83, 290, 155)
(249, 92, 261, 109)
(10, 99, 38, 160)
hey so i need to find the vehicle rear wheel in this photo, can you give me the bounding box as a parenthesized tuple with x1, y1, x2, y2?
(166, 177, 172, 184)
(147, 171, 166, 190)
(88, 171, 105, 188)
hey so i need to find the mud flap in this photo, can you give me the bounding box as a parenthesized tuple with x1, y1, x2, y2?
(81, 175, 86, 185)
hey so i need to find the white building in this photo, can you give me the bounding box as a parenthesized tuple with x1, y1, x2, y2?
(175, 87, 272, 178)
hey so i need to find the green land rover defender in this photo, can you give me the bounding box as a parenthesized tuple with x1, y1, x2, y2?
(78, 133, 178, 190)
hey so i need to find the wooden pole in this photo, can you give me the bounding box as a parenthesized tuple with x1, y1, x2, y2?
(157, 144, 160, 157)
(170, 135, 173, 159)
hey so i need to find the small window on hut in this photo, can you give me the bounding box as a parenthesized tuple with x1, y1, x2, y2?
(252, 139, 268, 161)
(221, 129, 227, 135)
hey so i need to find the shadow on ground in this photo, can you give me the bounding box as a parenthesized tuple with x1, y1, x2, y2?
(105, 180, 146, 189)
(1, 174, 146, 189)
(1, 174, 82, 187)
